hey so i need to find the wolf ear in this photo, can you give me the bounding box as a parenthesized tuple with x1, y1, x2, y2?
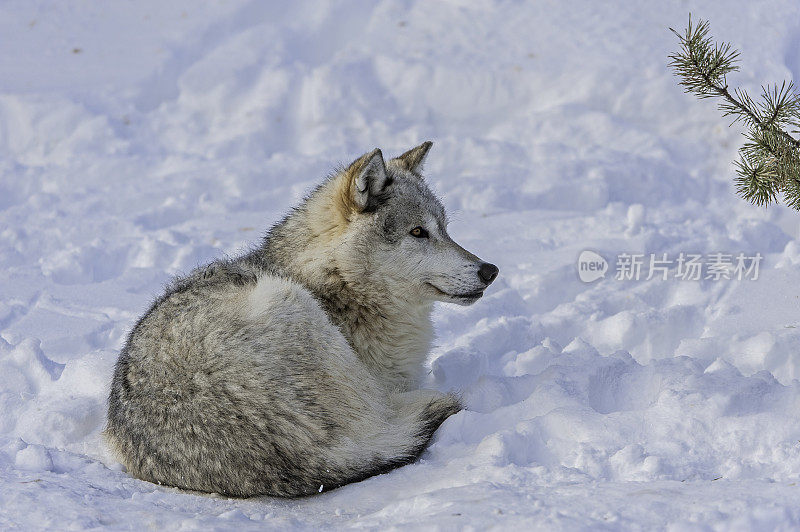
(391, 141, 432, 174)
(346, 148, 390, 212)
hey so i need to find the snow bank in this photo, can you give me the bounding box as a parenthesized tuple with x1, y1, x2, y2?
(2, 0, 800, 529)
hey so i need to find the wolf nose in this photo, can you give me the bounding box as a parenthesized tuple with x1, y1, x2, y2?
(478, 262, 499, 285)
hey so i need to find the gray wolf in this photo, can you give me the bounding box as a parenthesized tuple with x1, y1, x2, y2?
(105, 142, 499, 497)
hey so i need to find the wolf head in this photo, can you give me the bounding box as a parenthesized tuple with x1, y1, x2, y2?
(266, 142, 497, 308)
(292, 142, 498, 307)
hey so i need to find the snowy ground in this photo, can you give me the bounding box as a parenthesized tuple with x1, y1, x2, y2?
(2, 0, 800, 529)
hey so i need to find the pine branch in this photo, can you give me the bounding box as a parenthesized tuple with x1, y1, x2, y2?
(669, 15, 800, 210)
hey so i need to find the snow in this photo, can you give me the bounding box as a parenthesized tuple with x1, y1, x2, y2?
(2, 0, 800, 529)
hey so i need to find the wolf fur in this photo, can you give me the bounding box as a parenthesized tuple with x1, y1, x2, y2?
(105, 142, 499, 497)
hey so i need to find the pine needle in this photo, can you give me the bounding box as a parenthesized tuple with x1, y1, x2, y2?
(669, 15, 800, 209)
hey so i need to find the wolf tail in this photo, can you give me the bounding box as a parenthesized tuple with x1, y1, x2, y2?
(327, 391, 463, 489)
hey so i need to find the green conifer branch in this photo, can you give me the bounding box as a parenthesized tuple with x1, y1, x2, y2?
(669, 15, 800, 209)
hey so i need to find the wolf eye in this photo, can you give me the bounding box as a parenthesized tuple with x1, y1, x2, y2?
(409, 226, 429, 238)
